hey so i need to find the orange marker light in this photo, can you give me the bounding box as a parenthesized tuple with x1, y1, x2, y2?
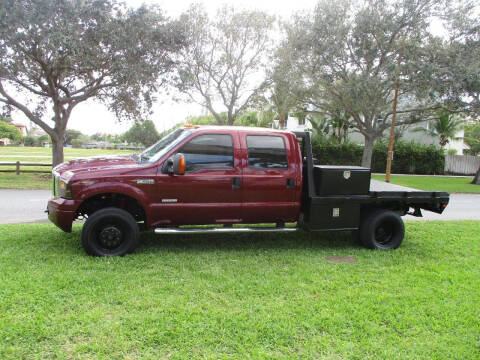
(179, 156, 185, 174)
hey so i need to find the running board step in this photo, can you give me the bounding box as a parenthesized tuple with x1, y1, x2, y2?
(154, 227, 298, 235)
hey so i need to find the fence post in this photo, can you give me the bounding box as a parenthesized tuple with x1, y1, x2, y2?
(16, 161, 20, 175)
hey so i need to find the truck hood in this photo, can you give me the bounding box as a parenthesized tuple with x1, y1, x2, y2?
(53, 154, 139, 178)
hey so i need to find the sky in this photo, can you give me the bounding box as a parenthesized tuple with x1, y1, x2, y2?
(11, 0, 320, 136)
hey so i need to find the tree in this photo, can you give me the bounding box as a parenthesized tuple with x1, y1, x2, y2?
(23, 135, 37, 147)
(468, 123, 480, 184)
(282, 0, 466, 167)
(268, 47, 302, 129)
(0, 0, 186, 166)
(64, 129, 83, 146)
(431, 1, 480, 116)
(176, 5, 274, 125)
(413, 109, 464, 148)
(123, 120, 160, 147)
(0, 119, 21, 143)
(464, 122, 480, 155)
(0, 115, 12, 123)
(71, 135, 90, 148)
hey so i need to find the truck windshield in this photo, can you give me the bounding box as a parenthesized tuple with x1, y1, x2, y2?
(139, 128, 190, 163)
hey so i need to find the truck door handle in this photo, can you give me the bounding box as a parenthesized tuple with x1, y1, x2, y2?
(286, 178, 295, 189)
(232, 177, 241, 190)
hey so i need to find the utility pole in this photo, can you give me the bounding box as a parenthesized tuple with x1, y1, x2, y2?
(385, 41, 403, 183)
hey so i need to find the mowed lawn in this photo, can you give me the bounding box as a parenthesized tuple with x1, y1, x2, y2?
(0, 146, 134, 189)
(372, 174, 480, 193)
(0, 222, 478, 359)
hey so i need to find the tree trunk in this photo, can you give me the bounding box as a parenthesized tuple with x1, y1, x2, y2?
(227, 109, 235, 126)
(213, 113, 224, 125)
(361, 135, 375, 168)
(51, 135, 64, 167)
(278, 113, 287, 129)
(472, 165, 480, 185)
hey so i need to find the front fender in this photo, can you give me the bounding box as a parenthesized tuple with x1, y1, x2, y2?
(74, 181, 152, 223)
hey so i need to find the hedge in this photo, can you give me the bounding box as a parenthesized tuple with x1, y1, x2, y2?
(311, 139, 445, 175)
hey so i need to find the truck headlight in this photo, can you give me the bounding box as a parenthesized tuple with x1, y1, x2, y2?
(58, 179, 72, 199)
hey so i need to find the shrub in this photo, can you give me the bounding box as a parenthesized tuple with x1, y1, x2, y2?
(311, 139, 445, 175)
(23, 135, 39, 146)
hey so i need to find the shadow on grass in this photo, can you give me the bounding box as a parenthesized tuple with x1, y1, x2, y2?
(135, 229, 359, 254)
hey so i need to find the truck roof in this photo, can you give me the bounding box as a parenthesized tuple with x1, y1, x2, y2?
(183, 125, 301, 136)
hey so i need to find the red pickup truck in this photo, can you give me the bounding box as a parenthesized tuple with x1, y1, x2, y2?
(47, 126, 449, 256)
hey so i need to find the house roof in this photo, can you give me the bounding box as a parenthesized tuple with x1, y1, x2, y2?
(30, 129, 47, 136)
(11, 123, 26, 128)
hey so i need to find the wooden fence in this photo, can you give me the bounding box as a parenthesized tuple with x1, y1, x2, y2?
(0, 161, 52, 175)
(445, 155, 480, 175)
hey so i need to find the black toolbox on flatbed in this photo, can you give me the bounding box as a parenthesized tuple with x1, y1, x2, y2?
(313, 165, 371, 195)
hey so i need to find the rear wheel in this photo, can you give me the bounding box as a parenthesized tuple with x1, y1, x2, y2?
(360, 209, 404, 250)
(81, 207, 139, 256)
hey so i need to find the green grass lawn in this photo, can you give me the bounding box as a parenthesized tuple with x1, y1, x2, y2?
(0, 146, 134, 189)
(0, 173, 51, 190)
(0, 221, 479, 359)
(372, 174, 480, 193)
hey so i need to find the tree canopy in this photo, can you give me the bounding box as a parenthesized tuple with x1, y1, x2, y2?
(176, 5, 274, 125)
(277, 0, 479, 166)
(464, 122, 480, 156)
(123, 120, 160, 147)
(0, 118, 21, 142)
(0, 0, 186, 165)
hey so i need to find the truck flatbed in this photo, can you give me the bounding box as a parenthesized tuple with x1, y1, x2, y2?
(297, 131, 449, 234)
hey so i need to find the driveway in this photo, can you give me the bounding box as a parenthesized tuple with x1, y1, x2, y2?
(0, 188, 479, 224)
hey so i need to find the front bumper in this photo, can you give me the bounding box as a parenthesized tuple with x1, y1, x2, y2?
(47, 197, 80, 233)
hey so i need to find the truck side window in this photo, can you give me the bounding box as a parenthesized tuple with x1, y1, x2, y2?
(246, 135, 288, 169)
(178, 134, 234, 172)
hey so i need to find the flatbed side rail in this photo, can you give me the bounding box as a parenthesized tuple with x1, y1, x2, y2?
(310, 191, 449, 214)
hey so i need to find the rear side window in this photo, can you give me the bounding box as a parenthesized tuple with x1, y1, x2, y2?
(179, 134, 234, 172)
(246, 135, 288, 169)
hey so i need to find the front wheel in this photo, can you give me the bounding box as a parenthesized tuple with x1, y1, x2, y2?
(81, 207, 140, 256)
(360, 209, 405, 250)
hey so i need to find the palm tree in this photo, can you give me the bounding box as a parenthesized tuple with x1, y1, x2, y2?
(308, 113, 331, 138)
(414, 110, 465, 148)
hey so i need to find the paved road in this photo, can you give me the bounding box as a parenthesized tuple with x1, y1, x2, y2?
(405, 193, 480, 221)
(370, 180, 480, 220)
(0, 189, 51, 224)
(0, 187, 479, 224)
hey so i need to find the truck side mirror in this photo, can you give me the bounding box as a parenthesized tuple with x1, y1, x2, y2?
(172, 153, 185, 175)
(163, 157, 174, 174)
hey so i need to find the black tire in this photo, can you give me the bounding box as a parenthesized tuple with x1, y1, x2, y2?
(81, 207, 139, 256)
(360, 209, 405, 250)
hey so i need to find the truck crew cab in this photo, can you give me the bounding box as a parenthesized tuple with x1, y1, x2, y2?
(47, 126, 449, 256)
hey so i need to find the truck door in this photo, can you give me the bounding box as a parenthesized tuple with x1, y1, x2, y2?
(240, 133, 301, 223)
(152, 131, 243, 226)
